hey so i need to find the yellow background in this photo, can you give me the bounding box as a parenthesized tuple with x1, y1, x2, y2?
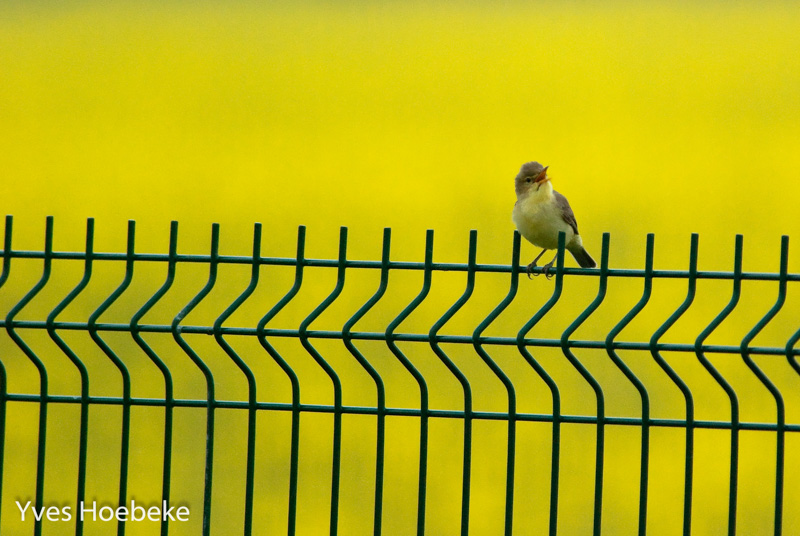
(1, 2, 799, 535)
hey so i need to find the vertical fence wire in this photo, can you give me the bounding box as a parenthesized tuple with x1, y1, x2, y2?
(256, 225, 305, 536)
(739, 236, 789, 535)
(87, 220, 134, 536)
(471, 230, 521, 536)
(213, 223, 262, 535)
(693, 234, 742, 536)
(170, 223, 220, 536)
(130, 220, 178, 536)
(341, 228, 391, 536)
(0, 216, 10, 529)
(605, 233, 654, 536)
(427, 230, 477, 536)
(45, 218, 94, 536)
(4, 216, 53, 536)
(516, 232, 566, 536)
(384, 229, 433, 536)
(298, 227, 348, 536)
(560, 232, 610, 536)
(648, 234, 697, 535)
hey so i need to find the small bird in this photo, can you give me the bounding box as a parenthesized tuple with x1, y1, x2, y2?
(512, 161, 596, 278)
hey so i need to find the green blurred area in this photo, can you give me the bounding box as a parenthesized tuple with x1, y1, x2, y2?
(1, 2, 799, 535)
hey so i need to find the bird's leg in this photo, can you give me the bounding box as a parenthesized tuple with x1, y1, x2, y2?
(541, 251, 559, 280)
(526, 249, 549, 279)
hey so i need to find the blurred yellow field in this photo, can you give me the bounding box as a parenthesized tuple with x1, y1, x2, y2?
(1, 2, 799, 535)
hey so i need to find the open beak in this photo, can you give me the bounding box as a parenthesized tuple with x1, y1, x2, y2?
(534, 166, 549, 184)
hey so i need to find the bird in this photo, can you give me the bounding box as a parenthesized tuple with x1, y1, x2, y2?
(512, 161, 596, 279)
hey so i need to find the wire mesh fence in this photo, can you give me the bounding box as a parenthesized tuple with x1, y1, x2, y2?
(0, 215, 798, 536)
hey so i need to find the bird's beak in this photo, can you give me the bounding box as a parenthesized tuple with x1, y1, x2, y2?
(534, 166, 549, 184)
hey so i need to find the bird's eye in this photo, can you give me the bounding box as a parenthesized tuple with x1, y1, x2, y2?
(525, 177, 532, 183)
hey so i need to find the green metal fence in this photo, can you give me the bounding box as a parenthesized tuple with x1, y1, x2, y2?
(0, 216, 798, 535)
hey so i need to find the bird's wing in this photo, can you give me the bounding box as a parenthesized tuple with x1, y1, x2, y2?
(554, 190, 579, 234)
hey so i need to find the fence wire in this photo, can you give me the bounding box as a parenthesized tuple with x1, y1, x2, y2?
(0, 215, 798, 536)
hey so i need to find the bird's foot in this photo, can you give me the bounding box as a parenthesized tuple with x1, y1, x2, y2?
(542, 259, 556, 280)
(526, 261, 539, 279)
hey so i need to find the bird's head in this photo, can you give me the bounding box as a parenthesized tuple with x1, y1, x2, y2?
(514, 161, 550, 197)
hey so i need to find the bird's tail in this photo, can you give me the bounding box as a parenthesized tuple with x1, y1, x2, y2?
(567, 244, 596, 268)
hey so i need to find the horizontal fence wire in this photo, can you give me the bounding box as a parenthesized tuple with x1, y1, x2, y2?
(0, 215, 798, 536)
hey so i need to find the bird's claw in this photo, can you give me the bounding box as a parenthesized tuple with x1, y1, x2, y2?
(526, 262, 539, 279)
(542, 261, 556, 280)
